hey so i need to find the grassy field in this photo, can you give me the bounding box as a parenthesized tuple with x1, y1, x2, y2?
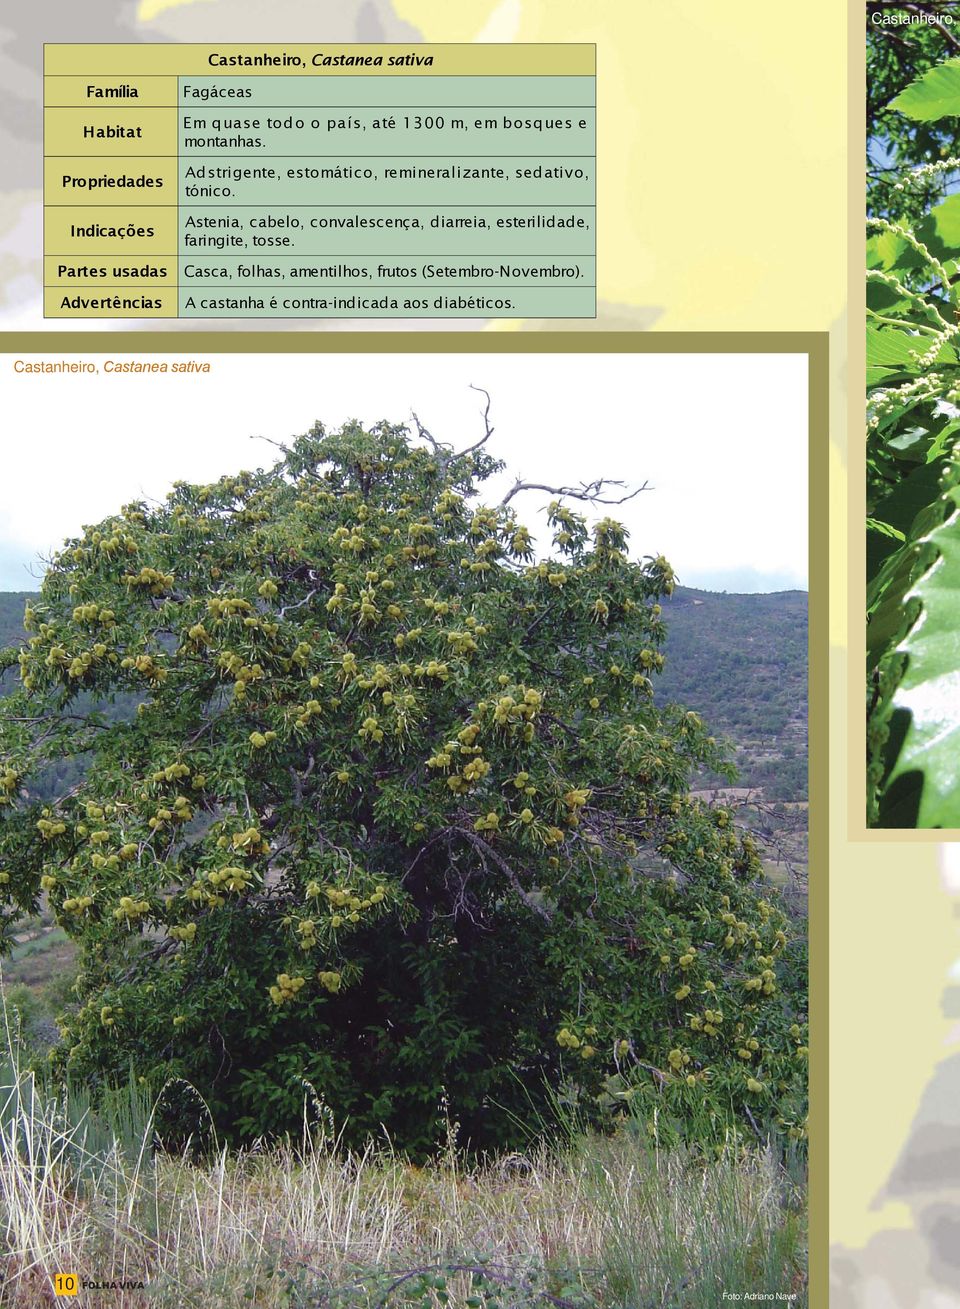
(0, 891, 807, 1309)
(0, 1032, 807, 1309)
(5, 929, 74, 990)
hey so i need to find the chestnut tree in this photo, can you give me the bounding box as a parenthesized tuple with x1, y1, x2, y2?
(0, 409, 807, 1151)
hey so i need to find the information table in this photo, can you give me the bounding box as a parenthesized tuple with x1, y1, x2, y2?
(44, 44, 596, 320)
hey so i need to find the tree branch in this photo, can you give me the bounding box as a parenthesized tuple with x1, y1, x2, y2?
(455, 385, 496, 458)
(500, 477, 650, 508)
(410, 411, 450, 466)
(901, 2, 960, 47)
(453, 826, 553, 922)
(634, 1058, 670, 1088)
(277, 588, 319, 618)
(250, 433, 293, 456)
(412, 385, 495, 469)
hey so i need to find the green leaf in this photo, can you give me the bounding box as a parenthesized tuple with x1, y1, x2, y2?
(867, 540, 929, 665)
(867, 518, 906, 543)
(875, 475, 960, 825)
(927, 419, 960, 462)
(890, 58, 960, 121)
(868, 229, 911, 272)
(866, 325, 928, 368)
(929, 193, 960, 249)
(865, 327, 956, 383)
(887, 425, 934, 458)
(867, 363, 916, 389)
(868, 461, 948, 585)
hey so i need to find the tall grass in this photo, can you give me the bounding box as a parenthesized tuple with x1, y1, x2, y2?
(0, 1032, 806, 1307)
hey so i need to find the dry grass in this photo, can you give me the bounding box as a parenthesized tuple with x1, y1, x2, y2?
(0, 1052, 806, 1308)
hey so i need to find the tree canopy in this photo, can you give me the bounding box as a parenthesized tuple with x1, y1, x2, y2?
(0, 413, 807, 1151)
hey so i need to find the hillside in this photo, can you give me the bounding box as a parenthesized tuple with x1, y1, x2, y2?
(656, 587, 808, 801)
(0, 591, 31, 650)
(0, 593, 32, 700)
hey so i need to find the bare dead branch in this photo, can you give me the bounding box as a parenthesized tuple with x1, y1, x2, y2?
(411, 386, 494, 470)
(277, 588, 319, 618)
(250, 433, 293, 456)
(410, 411, 448, 461)
(455, 385, 496, 457)
(500, 476, 650, 508)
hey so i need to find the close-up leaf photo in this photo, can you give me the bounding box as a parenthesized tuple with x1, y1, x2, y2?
(867, 4, 960, 827)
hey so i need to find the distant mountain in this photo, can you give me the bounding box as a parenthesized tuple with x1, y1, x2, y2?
(0, 593, 31, 696)
(0, 592, 31, 650)
(656, 587, 808, 800)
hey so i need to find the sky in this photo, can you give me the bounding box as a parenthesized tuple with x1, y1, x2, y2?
(0, 351, 807, 593)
